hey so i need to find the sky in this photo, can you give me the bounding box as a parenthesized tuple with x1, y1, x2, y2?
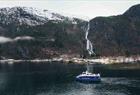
(0, 0, 140, 20)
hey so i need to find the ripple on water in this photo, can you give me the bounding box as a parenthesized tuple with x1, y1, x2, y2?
(36, 77, 140, 95)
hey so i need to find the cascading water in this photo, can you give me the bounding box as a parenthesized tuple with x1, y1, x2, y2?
(85, 22, 96, 73)
(85, 22, 96, 56)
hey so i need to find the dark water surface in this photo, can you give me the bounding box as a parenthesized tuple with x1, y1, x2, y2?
(0, 62, 139, 95)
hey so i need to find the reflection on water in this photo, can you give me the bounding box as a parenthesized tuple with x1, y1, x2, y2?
(0, 62, 139, 95)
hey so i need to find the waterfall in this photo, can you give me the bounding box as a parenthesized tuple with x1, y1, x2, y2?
(85, 22, 96, 73)
(85, 22, 96, 56)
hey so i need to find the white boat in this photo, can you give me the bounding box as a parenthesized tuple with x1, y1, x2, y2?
(76, 71, 101, 83)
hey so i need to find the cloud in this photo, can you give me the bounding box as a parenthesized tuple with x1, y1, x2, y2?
(0, 36, 13, 43)
(14, 36, 34, 41)
(0, 36, 34, 43)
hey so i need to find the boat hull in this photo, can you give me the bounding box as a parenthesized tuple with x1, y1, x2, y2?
(76, 76, 101, 83)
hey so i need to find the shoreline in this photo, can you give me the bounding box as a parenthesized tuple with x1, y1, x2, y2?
(0, 56, 140, 64)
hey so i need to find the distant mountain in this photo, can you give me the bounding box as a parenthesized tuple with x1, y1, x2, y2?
(0, 7, 78, 26)
(89, 4, 140, 56)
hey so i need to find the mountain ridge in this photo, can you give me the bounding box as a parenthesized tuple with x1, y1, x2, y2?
(0, 7, 82, 26)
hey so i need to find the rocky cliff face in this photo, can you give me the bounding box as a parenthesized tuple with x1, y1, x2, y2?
(89, 4, 140, 56)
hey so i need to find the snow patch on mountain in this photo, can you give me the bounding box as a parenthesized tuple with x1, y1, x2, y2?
(23, 7, 64, 20)
(0, 7, 78, 26)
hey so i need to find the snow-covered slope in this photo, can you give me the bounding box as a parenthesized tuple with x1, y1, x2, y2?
(0, 7, 78, 26)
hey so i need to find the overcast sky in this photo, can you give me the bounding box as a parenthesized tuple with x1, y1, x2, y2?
(0, 0, 140, 20)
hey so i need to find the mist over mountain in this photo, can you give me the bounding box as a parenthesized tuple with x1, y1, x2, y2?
(0, 4, 140, 59)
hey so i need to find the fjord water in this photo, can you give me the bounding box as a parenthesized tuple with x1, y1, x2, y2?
(0, 62, 139, 95)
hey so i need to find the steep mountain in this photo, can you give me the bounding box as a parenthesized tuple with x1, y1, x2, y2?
(0, 7, 87, 59)
(0, 4, 140, 59)
(89, 4, 140, 56)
